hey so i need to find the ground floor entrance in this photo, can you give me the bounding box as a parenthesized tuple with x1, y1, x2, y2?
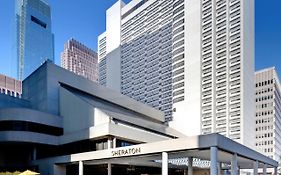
(35, 134, 278, 175)
(65, 164, 210, 175)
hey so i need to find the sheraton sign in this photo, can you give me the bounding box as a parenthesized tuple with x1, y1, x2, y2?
(111, 147, 141, 157)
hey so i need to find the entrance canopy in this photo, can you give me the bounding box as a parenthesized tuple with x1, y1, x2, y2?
(34, 134, 278, 175)
(67, 134, 277, 168)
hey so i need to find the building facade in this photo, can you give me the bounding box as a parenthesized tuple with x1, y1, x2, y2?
(196, 0, 255, 146)
(255, 67, 281, 163)
(98, 0, 255, 148)
(98, 0, 174, 120)
(0, 63, 277, 175)
(0, 74, 22, 97)
(16, 0, 54, 80)
(61, 38, 99, 82)
(0, 61, 184, 172)
(98, 32, 107, 86)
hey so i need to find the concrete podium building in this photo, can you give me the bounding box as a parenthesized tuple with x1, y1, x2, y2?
(0, 62, 277, 175)
(0, 61, 183, 172)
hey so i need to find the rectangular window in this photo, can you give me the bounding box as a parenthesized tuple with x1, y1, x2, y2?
(31, 16, 47, 28)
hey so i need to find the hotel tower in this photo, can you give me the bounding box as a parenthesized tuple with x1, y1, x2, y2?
(98, 0, 255, 148)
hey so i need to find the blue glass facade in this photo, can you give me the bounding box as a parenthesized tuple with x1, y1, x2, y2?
(16, 0, 54, 80)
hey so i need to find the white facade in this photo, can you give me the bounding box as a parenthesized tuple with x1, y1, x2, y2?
(99, 0, 174, 119)
(255, 67, 281, 163)
(169, 0, 202, 136)
(98, 0, 124, 92)
(170, 0, 255, 148)
(99, 0, 255, 148)
(98, 32, 107, 86)
(197, 0, 255, 148)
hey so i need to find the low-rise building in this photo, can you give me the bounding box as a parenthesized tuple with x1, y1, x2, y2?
(0, 74, 22, 97)
(0, 61, 183, 172)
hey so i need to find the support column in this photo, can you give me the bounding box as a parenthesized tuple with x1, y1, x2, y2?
(79, 161, 83, 175)
(108, 163, 112, 175)
(231, 153, 238, 175)
(32, 147, 37, 160)
(108, 138, 112, 149)
(188, 157, 193, 175)
(274, 167, 277, 175)
(184, 169, 188, 175)
(263, 164, 267, 175)
(218, 163, 222, 175)
(253, 160, 258, 175)
(113, 137, 117, 148)
(162, 152, 168, 175)
(211, 147, 218, 175)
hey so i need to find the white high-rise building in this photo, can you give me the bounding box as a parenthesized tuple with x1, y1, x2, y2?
(99, 0, 174, 119)
(255, 67, 281, 163)
(195, 0, 255, 147)
(98, 0, 255, 148)
(98, 32, 107, 86)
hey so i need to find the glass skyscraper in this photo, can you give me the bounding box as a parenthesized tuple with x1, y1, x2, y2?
(16, 0, 54, 80)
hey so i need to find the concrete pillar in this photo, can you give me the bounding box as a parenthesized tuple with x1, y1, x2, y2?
(211, 147, 218, 175)
(162, 152, 168, 175)
(253, 160, 258, 175)
(108, 138, 112, 149)
(274, 167, 277, 175)
(33, 147, 37, 160)
(113, 137, 117, 148)
(263, 164, 267, 175)
(231, 153, 238, 175)
(184, 169, 188, 175)
(79, 161, 83, 175)
(188, 157, 193, 175)
(108, 163, 112, 175)
(218, 163, 222, 175)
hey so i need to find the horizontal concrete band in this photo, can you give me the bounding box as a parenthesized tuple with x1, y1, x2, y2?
(34, 134, 278, 168)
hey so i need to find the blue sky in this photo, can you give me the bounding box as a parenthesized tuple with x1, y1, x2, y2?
(0, 0, 280, 78)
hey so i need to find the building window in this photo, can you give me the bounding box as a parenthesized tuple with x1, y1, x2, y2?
(31, 16, 47, 28)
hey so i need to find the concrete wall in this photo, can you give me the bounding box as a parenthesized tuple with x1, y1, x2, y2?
(60, 86, 96, 134)
(105, 47, 121, 92)
(23, 62, 164, 122)
(106, 0, 123, 53)
(0, 94, 30, 108)
(241, 0, 255, 149)
(170, 0, 201, 136)
(22, 64, 50, 113)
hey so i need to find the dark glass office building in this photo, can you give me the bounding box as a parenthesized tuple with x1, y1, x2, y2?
(15, 0, 54, 80)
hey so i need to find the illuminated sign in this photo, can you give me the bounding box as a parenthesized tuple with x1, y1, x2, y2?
(111, 147, 141, 157)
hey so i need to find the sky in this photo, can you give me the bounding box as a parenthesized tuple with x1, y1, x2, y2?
(0, 0, 280, 79)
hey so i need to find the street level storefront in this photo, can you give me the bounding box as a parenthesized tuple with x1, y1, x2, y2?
(33, 134, 278, 175)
